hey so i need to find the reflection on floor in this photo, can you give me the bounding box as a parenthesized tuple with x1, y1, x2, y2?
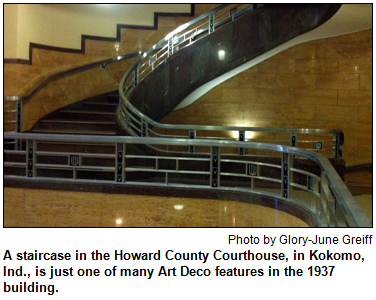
(5, 186, 371, 228)
(4, 188, 308, 227)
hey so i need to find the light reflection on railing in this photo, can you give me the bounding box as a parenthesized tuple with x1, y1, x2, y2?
(3, 132, 371, 228)
(117, 4, 344, 158)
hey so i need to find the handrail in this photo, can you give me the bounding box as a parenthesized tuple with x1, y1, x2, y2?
(4, 52, 141, 102)
(4, 132, 371, 227)
(116, 4, 344, 158)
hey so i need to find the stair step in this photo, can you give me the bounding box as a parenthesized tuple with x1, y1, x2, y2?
(83, 102, 118, 106)
(60, 110, 115, 115)
(36, 119, 116, 131)
(80, 102, 118, 112)
(31, 129, 116, 135)
(40, 119, 116, 125)
(59, 110, 115, 121)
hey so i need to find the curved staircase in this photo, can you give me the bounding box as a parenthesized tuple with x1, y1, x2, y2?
(4, 4, 371, 227)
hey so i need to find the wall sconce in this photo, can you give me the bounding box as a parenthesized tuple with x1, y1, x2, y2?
(218, 50, 226, 60)
(174, 204, 184, 210)
(100, 63, 106, 71)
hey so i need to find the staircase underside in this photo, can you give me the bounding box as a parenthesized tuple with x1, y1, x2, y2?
(128, 4, 342, 122)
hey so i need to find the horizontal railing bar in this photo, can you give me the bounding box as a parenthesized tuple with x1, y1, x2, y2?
(1, 133, 334, 161)
(221, 173, 281, 183)
(35, 151, 115, 158)
(35, 164, 115, 171)
(4, 150, 27, 155)
(125, 155, 209, 161)
(290, 182, 320, 196)
(125, 168, 209, 175)
(290, 168, 321, 181)
(221, 159, 281, 169)
(4, 162, 26, 167)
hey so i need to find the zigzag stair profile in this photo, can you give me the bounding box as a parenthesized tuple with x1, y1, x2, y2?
(24, 4, 347, 187)
(5, 4, 371, 226)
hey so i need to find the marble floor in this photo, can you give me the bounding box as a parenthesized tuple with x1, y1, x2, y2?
(4, 186, 372, 228)
(4, 187, 309, 227)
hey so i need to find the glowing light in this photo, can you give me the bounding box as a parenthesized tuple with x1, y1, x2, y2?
(143, 52, 147, 58)
(233, 130, 254, 140)
(174, 204, 184, 210)
(218, 50, 226, 60)
(116, 219, 123, 225)
(114, 43, 120, 52)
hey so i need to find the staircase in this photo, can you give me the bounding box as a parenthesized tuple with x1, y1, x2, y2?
(4, 4, 371, 227)
(30, 92, 120, 136)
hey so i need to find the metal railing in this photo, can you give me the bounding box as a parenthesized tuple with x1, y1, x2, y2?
(4, 132, 371, 227)
(4, 52, 141, 149)
(117, 4, 344, 158)
(4, 4, 362, 227)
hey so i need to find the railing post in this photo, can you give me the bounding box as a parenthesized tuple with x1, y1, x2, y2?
(133, 66, 138, 87)
(209, 12, 215, 33)
(168, 37, 174, 57)
(238, 130, 245, 155)
(281, 153, 292, 199)
(116, 143, 125, 183)
(230, 7, 237, 20)
(16, 100, 22, 150)
(141, 120, 148, 137)
(189, 129, 196, 153)
(69, 154, 81, 180)
(308, 175, 319, 211)
(290, 133, 297, 147)
(333, 132, 344, 158)
(210, 146, 220, 187)
(26, 139, 36, 178)
(247, 163, 259, 191)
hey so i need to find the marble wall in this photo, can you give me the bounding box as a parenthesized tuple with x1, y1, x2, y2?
(161, 29, 372, 167)
(4, 7, 371, 164)
(3, 5, 210, 131)
(4, 187, 308, 227)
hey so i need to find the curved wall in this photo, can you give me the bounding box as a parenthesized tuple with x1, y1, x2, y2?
(161, 29, 372, 167)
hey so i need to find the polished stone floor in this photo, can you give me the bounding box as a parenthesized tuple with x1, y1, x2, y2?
(4, 186, 372, 228)
(4, 187, 309, 227)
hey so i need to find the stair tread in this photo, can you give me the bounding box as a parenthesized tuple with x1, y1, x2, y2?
(31, 129, 116, 135)
(83, 102, 118, 106)
(60, 110, 115, 115)
(39, 119, 116, 125)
